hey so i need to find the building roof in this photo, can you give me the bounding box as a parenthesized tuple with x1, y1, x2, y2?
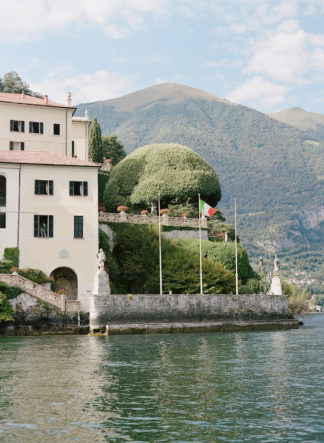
(0, 151, 100, 167)
(0, 92, 75, 110)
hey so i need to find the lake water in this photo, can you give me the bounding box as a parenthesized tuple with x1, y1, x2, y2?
(0, 315, 323, 442)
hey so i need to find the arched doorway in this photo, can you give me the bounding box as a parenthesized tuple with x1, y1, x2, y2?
(50, 267, 78, 300)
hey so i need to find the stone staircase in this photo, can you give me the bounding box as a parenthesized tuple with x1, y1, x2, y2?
(0, 274, 80, 313)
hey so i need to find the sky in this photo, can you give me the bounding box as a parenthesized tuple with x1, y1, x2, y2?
(1, 0, 324, 114)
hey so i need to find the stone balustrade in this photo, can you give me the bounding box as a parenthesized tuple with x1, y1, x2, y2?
(99, 212, 208, 228)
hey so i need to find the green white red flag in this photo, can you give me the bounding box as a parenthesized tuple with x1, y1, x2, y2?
(199, 199, 216, 217)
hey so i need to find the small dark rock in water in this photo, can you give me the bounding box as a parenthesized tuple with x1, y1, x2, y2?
(299, 321, 304, 326)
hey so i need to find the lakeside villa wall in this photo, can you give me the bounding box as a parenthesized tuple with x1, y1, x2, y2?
(90, 293, 298, 334)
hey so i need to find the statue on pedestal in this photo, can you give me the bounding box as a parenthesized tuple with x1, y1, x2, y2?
(96, 248, 106, 272)
(93, 249, 110, 296)
(268, 255, 283, 296)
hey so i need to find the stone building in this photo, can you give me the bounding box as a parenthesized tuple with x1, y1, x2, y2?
(0, 92, 99, 311)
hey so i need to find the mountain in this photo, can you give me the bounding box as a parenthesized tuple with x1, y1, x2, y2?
(76, 83, 324, 279)
(269, 107, 324, 141)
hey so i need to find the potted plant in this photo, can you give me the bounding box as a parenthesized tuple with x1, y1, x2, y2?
(160, 208, 170, 216)
(141, 209, 148, 216)
(117, 205, 128, 213)
(10, 266, 18, 275)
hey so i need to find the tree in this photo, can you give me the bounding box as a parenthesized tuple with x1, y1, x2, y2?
(0, 71, 43, 97)
(102, 135, 126, 166)
(103, 143, 221, 212)
(0, 292, 14, 323)
(88, 118, 103, 162)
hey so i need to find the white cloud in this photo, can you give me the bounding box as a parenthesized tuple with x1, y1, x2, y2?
(311, 48, 324, 71)
(30, 69, 134, 104)
(0, 0, 168, 42)
(226, 76, 288, 109)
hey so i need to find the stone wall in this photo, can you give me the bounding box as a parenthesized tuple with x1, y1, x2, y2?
(90, 293, 289, 330)
(99, 212, 208, 228)
(163, 230, 209, 240)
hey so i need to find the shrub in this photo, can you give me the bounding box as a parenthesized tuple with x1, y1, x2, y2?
(4, 248, 19, 267)
(0, 260, 13, 274)
(0, 281, 23, 299)
(0, 292, 14, 322)
(104, 143, 221, 212)
(18, 268, 52, 284)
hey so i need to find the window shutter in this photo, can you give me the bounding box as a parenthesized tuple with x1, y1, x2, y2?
(49, 216, 53, 238)
(21, 121, 25, 133)
(29, 122, 32, 133)
(69, 181, 74, 196)
(35, 180, 39, 195)
(74, 216, 83, 238)
(72, 141, 75, 156)
(21, 142, 24, 151)
(49, 180, 53, 195)
(40, 122, 44, 134)
(10, 141, 13, 150)
(34, 215, 39, 237)
(10, 120, 14, 131)
(83, 181, 88, 196)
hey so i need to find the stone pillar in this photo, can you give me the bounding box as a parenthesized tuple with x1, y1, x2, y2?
(90, 269, 111, 332)
(268, 256, 283, 295)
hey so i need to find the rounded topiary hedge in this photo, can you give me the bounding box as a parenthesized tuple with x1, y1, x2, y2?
(103, 143, 221, 211)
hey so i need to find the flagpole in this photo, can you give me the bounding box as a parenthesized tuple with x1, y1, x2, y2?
(234, 198, 239, 296)
(158, 192, 163, 295)
(198, 193, 203, 295)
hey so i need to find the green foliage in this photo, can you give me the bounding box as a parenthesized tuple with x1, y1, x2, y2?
(98, 172, 109, 204)
(98, 229, 120, 290)
(104, 143, 221, 212)
(107, 223, 235, 294)
(102, 135, 126, 166)
(0, 260, 13, 274)
(0, 282, 23, 299)
(0, 71, 42, 97)
(0, 292, 14, 323)
(176, 239, 255, 284)
(88, 118, 103, 162)
(4, 247, 19, 267)
(282, 281, 310, 315)
(208, 220, 236, 242)
(167, 201, 197, 218)
(18, 268, 52, 284)
(30, 301, 60, 324)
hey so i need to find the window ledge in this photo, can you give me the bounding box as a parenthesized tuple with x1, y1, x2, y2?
(73, 237, 84, 239)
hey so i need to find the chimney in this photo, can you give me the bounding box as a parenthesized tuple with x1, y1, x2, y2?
(22, 90, 25, 98)
(67, 92, 72, 106)
(44, 94, 48, 104)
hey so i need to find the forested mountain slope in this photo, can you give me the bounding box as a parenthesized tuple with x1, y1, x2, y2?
(76, 83, 324, 275)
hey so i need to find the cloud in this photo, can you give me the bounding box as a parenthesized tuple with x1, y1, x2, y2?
(311, 48, 324, 71)
(0, 0, 168, 42)
(226, 76, 288, 109)
(30, 69, 134, 104)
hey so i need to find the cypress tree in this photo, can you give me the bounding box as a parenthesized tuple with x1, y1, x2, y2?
(102, 135, 126, 166)
(88, 118, 103, 162)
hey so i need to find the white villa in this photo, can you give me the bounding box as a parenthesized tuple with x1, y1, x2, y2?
(0, 92, 99, 311)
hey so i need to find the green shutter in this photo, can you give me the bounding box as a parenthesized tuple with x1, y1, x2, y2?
(35, 180, 39, 194)
(69, 181, 74, 196)
(10, 120, 14, 131)
(10, 141, 13, 150)
(40, 122, 44, 134)
(49, 181, 53, 195)
(34, 215, 39, 237)
(21, 142, 24, 150)
(29, 122, 32, 133)
(49, 216, 53, 238)
(21, 121, 25, 132)
(83, 181, 88, 196)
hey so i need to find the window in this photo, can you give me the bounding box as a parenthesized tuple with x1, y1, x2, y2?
(29, 121, 44, 134)
(53, 123, 60, 135)
(72, 140, 75, 157)
(10, 141, 24, 151)
(34, 215, 53, 238)
(10, 120, 25, 132)
(0, 176, 6, 206)
(74, 216, 83, 238)
(69, 181, 88, 196)
(0, 213, 5, 229)
(35, 180, 53, 195)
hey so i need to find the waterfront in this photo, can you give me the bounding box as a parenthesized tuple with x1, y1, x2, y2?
(0, 314, 323, 442)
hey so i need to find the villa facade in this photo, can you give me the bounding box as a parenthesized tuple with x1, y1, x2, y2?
(0, 92, 99, 311)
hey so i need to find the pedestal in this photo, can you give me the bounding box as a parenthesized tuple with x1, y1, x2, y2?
(268, 275, 282, 295)
(93, 270, 111, 296)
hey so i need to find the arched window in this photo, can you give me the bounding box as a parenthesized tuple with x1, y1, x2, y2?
(0, 176, 6, 229)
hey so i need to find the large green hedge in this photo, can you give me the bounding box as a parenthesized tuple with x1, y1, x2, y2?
(103, 143, 221, 211)
(176, 239, 255, 284)
(0, 282, 23, 299)
(4, 248, 19, 267)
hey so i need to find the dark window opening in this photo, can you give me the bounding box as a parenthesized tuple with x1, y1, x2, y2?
(72, 140, 75, 157)
(29, 121, 44, 134)
(34, 215, 53, 238)
(74, 216, 83, 238)
(10, 120, 25, 132)
(53, 123, 60, 135)
(0, 176, 6, 206)
(69, 181, 88, 196)
(35, 180, 53, 195)
(0, 213, 5, 229)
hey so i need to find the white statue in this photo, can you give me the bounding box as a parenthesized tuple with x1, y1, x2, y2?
(274, 256, 280, 275)
(268, 255, 282, 295)
(96, 248, 106, 272)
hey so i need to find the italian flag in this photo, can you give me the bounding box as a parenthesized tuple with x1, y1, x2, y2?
(200, 199, 216, 217)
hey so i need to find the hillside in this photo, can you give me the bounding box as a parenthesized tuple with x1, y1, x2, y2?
(76, 83, 324, 278)
(269, 107, 324, 141)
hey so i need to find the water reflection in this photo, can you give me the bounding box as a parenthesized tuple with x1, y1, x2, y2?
(0, 315, 324, 442)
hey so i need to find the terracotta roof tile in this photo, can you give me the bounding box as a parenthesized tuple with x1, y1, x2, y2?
(0, 92, 74, 109)
(0, 151, 100, 167)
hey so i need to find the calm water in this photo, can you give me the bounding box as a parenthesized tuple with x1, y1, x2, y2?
(0, 315, 323, 442)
